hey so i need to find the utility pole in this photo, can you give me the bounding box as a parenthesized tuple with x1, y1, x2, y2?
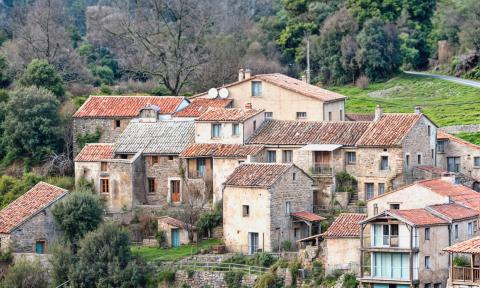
(306, 34, 311, 84)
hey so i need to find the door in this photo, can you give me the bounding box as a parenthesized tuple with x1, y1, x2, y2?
(171, 229, 180, 247)
(170, 180, 181, 202)
(248, 232, 259, 255)
(314, 151, 331, 164)
(35, 241, 45, 254)
(447, 157, 460, 172)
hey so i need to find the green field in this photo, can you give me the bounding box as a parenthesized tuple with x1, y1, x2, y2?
(330, 73, 480, 127)
(131, 238, 221, 262)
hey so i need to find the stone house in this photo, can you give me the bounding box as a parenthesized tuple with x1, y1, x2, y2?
(72, 95, 190, 154)
(223, 163, 324, 254)
(359, 204, 479, 288)
(158, 216, 197, 247)
(437, 131, 480, 190)
(192, 71, 346, 121)
(0, 182, 67, 254)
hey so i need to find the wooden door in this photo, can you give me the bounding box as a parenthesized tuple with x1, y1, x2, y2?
(171, 180, 181, 202)
(314, 151, 331, 164)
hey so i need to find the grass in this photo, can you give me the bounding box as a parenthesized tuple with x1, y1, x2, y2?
(457, 131, 480, 145)
(131, 238, 221, 262)
(330, 73, 480, 127)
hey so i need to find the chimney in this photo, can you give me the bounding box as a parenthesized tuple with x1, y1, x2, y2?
(374, 105, 383, 121)
(238, 68, 244, 81)
(245, 102, 252, 109)
(441, 173, 456, 184)
(244, 68, 251, 79)
(301, 75, 307, 82)
(415, 106, 422, 114)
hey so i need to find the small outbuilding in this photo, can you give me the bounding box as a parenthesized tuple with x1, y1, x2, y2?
(158, 216, 197, 247)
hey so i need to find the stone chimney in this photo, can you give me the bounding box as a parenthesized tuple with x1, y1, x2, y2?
(238, 68, 244, 81)
(245, 102, 252, 109)
(415, 106, 422, 114)
(244, 68, 252, 79)
(374, 105, 383, 121)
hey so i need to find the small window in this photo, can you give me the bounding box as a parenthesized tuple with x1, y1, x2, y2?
(267, 151, 276, 163)
(428, 125, 431, 136)
(475, 221, 478, 234)
(373, 204, 378, 215)
(390, 204, 400, 210)
(425, 284, 431, 288)
(285, 201, 292, 215)
(417, 154, 422, 164)
(282, 150, 293, 163)
(425, 227, 430, 240)
(328, 111, 332, 121)
(100, 162, 108, 172)
(454, 224, 459, 239)
(212, 124, 222, 138)
(468, 222, 475, 236)
(294, 228, 299, 238)
(197, 158, 206, 177)
(406, 154, 410, 166)
(114, 119, 121, 129)
(242, 205, 250, 217)
(296, 112, 307, 119)
(252, 81, 262, 96)
(293, 172, 296, 181)
(340, 109, 343, 121)
(380, 156, 389, 171)
(378, 183, 385, 195)
(147, 177, 156, 193)
(425, 256, 431, 269)
(151, 155, 159, 165)
(431, 149, 434, 159)
(437, 141, 445, 153)
(120, 154, 128, 159)
(168, 155, 174, 161)
(265, 112, 273, 119)
(253, 120, 257, 131)
(346, 152, 356, 165)
(365, 183, 374, 200)
(434, 284, 441, 288)
(232, 123, 240, 136)
(474, 157, 480, 167)
(100, 178, 109, 193)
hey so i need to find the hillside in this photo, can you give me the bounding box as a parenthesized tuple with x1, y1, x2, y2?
(331, 73, 480, 127)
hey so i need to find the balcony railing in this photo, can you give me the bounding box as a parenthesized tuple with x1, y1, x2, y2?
(362, 235, 419, 249)
(362, 266, 418, 281)
(452, 267, 480, 282)
(311, 163, 333, 175)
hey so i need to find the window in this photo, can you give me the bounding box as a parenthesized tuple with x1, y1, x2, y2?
(431, 149, 434, 159)
(197, 158, 206, 177)
(468, 222, 474, 236)
(151, 155, 159, 165)
(447, 157, 460, 172)
(212, 124, 222, 138)
(35, 240, 46, 254)
(168, 155, 174, 161)
(406, 154, 410, 166)
(425, 227, 430, 240)
(293, 172, 296, 181)
(253, 120, 257, 131)
(437, 141, 445, 153)
(100, 178, 109, 193)
(101, 162, 108, 172)
(428, 125, 431, 136)
(120, 154, 128, 159)
(425, 256, 431, 269)
(475, 221, 478, 234)
(285, 201, 292, 215)
(294, 228, 299, 238)
(296, 112, 307, 119)
(265, 112, 273, 119)
(328, 111, 332, 121)
(340, 109, 343, 121)
(170, 180, 181, 202)
(417, 154, 422, 165)
(232, 123, 240, 136)
(434, 283, 441, 288)
(373, 204, 378, 215)
(252, 81, 262, 96)
(390, 203, 400, 210)
(378, 183, 385, 195)
(346, 152, 356, 165)
(242, 205, 250, 217)
(282, 150, 293, 163)
(380, 156, 389, 171)
(474, 157, 480, 167)
(114, 119, 121, 129)
(425, 284, 431, 288)
(365, 183, 374, 199)
(147, 177, 156, 193)
(454, 224, 459, 239)
(267, 151, 276, 163)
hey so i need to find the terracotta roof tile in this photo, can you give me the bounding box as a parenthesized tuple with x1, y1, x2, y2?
(75, 143, 114, 162)
(388, 208, 448, 226)
(291, 211, 326, 222)
(429, 203, 479, 221)
(415, 166, 449, 175)
(323, 213, 367, 238)
(180, 144, 264, 158)
(174, 98, 233, 117)
(444, 236, 480, 254)
(73, 96, 185, 118)
(437, 130, 480, 151)
(224, 163, 293, 187)
(419, 178, 480, 211)
(0, 182, 67, 233)
(346, 113, 374, 121)
(158, 216, 196, 230)
(356, 114, 422, 146)
(247, 120, 371, 146)
(196, 108, 264, 122)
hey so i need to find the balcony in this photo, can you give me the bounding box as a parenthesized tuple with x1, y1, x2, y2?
(311, 163, 333, 175)
(452, 267, 480, 283)
(362, 235, 419, 251)
(361, 266, 418, 282)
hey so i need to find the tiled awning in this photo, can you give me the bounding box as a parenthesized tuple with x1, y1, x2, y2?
(291, 211, 326, 222)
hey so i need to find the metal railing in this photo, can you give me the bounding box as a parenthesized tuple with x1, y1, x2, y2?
(174, 261, 269, 275)
(362, 266, 418, 280)
(311, 163, 333, 175)
(452, 267, 480, 282)
(362, 235, 419, 249)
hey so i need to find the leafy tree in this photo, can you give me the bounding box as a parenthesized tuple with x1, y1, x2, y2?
(1, 86, 62, 165)
(19, 59, 65, 97)
(68, 224, 148, 287)
(0, 173, 43, 208)
(52, 191, 104, 245)
(48, 244, 74, 287)
(1, 260, 48, 288)
(459, 0, 480, 52)
(0, 56, 11, 89)
(347, 0, 403, 25)
(356, 18, 401, 81)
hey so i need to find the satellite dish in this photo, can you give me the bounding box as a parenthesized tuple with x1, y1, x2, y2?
(219, 88, 229, 99)
(207, 88, 218, 98)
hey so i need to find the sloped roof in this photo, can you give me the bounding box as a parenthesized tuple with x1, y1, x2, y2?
(388, 208, 448, 226)
(180, 143, 264, 158)
(415, 166, 448, 175)
(114, 120, 195, 154)
(291, 211, 326, 222)
(158, 216, 196, 230)
(437, 130, 480, 151)
(346, 113, 374, 122)
(73, 96, 185, 118)
(0, 182, 67, 233)
(428, 203, 479, 221)
(418, 178, 480, 211)
(75, 143, 115, 162)
(247, 120, 371, 146)
(356, 114, 422, 146)
(196, 108, 264, 122)
(443, 236, 480, 254)
(174, 98, 233, 118)
(323, 213, 367, 239)
(224, 163, 295, 188)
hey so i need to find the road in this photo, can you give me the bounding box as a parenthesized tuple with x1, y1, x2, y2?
(405, 71, 480, 88)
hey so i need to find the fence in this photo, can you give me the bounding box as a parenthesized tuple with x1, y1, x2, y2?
(452, 267, 480, 282)
(174, 261, 269, 275)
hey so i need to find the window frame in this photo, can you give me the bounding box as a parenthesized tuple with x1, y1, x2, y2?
(378, 183, 385, 195)
(296, 112, 307, 119)
(365, 183, 374, 200)
(474, 157, 480, 167)
(242, 205, 250, 217)
(425, 227, 430, 240)
(267, 150, 277, 163)
(285, 201, 292, 216)
(417, 154, 422, 165)
(437, 140, 446, 154)
(100, 178, 110, 194)
(390, 203, 400, 210)
(346, 152, 356, 165)
(151, 155, 159, 165)
(147, 177, 156, 193)
(100, 162, 108, 172)
(212, 123, 222, 139)
(251, 81, 262, 97)
(232, 123, 240, 136)
(380, 156, 389, 171)
(425, 256, 431, 269)
(196, 158, 207, 177)
(265, 112, 273, 119)
(114, 119, 121, 129)
(282, 150, 293, 163)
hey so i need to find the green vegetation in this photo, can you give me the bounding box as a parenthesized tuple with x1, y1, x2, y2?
(76, 129, 101, 150)
(1, 259, 48, 288)
(131, 238, 221, 262)
(331, 73, 480, 126)
(195, 200, 223, 238)
(224, 271, 244, 288)
(454, 256, 471, 267)
(156, 268, 176, 285)
(224, 252, 277, 268)
(457, 132, 480, 145)
(19, 59, 65, 98)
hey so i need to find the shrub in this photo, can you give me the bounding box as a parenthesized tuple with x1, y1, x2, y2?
(288, 260, 302, 285)
(0, 249, 12, 263)
(151, 85, 170, 96)
(254, 252, 276, 267)
(157, 268, 176, 284)
(355, 75, 369, 89)
(280, 240, 292, 251)
(186, 269, 195, 278)
(19, 59, 65, 97)
(76, 129, 101, 149)
(155, 229, 167, 248)
(224, 271, 244, 288)
(311, 261, 324, 285)
(454, 256, 470, 267)
(343, 273, 358, 288)
(253, 272, 282, 288)
(99, 84, 113, 95)
(196, 200, 223, 238)
(1, 259, 48, 288)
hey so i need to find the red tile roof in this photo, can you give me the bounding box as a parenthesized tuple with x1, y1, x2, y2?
(180, 143, 264, 158)
(291, 211, 326, 222)
(415, 166, 449, 175)
(248, 120, 371, 146)
(323, 213, 367, 238)
(419, 178, 480, 211)
(356, 114, 422, 146)
(73, 96, 185, 118)
(158, 216, 196, 230)
(437, 130, 480, 151)
(428, 203, 479, 221)
(388, 208, 448, 226)
(75, 143, 114, 162)
(174, 98, 233, 118)
(0, 182, 67, 233)
(196, 108, 264, 122)
(224, 163, 295, 187)
(346, 113, 374, 121)
(443, 236, 480, 254)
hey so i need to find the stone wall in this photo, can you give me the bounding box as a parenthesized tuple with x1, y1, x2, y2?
(437, 136, 480, 181)
(441, 124, 480, 135)
(144, 155, 185, 205)
(175, 270, 257, 288)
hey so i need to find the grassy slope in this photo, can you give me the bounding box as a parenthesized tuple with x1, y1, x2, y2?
(330, 73, 480, 127)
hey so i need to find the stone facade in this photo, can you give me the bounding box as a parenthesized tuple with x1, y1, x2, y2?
(144, 155, 186, 205)
(437, 137, 480, 182)
(175, 270, 258, 288)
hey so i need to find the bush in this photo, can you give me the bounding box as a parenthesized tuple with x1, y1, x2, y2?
(76, 129, 101, 149)
(343, 273, 358, 288)
(186, 269, 195, 278)
(0, 249, 12, 263)
(150, 85, 170, 96)
(253, 272, 282, 288)
(196, 200, 223, 238)
(157, 268, 176, 284)
(254, 252, 276, 267)
(224, 252, 276, 268)
(288, 260, 302, 285)
(280, 240, 292, 251)
(454, 256, 470, 267)
(1, 259, 48, 288)
(19, 59, 65, 98)
(99, 84, 113, 95)
(224, 271, 244, 288)
(155, 229, 167, 248)
(311, 261, 324, 285)
(355, 75, 369, 89)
